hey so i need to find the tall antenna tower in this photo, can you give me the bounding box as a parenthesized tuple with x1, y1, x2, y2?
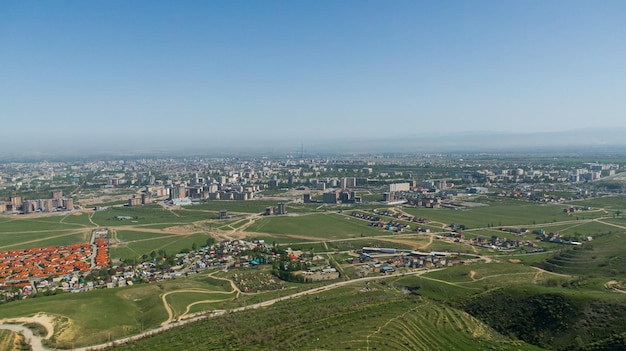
(300, 143, 304, 159)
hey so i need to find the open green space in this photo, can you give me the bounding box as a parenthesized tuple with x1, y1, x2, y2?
(565, 195, 626, 210)
(402, 200, 606, 229)
(113, 230, 173, 242)
(1, 196, 626, 350)
(59, 213, 97, 227)
(166, 291, 237, 317)
(111, 233, 212, 261)
(245, 213, 384, 239)
(0, 288, 159, 349)
(0, 274, 235, 348)
(186, 200, 289, 214)
(0, 217, 86, 232)
(90, 205, 210, 226)
(536, 231, 626, 278)
(113, 283, 543, 351)
(0, 230, 89, 250)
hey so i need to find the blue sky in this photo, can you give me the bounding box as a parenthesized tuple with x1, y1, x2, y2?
(1, 1, 625, 151)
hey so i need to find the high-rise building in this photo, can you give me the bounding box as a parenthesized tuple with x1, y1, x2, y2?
(342, 177, 357, 188)
(141, 193, 152, 205)
(128, 196, 142, 206)
(23, 200, 37, 214)
(64, 198, 74, 211)
(323, 191, 338, 204)
(277, 202, 286, 215)
(51, 190, 63, 199)
(10, 196, 22, 209)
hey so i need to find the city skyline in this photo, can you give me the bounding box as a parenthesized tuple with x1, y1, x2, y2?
(2, 1, 626, 152)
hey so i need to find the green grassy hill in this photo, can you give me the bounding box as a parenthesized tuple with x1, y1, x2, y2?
(460, 287, 626, 351)
(112, 284, 543, 351)
(536, 232, 626, 278)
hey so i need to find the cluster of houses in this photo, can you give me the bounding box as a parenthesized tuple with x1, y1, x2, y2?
(0, 243, 94, 287)
(351, 247, 454, 273)
(372, 209, 430, 223)
(0, 229, 111, 300)
(349, 211, 431, 233)
(563, 206, 591, 214)
(407, 197, 443, 208)
(231, 272, 285, 292)
(469, 235, 538, 251)
(533, 229, 592, 245)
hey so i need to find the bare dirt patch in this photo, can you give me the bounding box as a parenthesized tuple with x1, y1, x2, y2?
(0, 313, 56, 339)
(113, 225, 199, 236)
(162, 225, 197, 235)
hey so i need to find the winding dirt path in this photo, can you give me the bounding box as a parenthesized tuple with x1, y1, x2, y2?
(160, 287, 239, 326)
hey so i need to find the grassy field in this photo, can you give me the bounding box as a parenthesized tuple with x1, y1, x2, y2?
(0, 288, 155, 348)
(91, 205, 203, 226)
(0, 274, 235, 348)
(1, 198, 625, 350)
(565, 195, 626, 210)
(112, 283, 543, 351)
(537, 231, 626, 277)
(0, 230, 90, 251)
(402, 200, 606, 229)
(110, 232, 212, 261)
(186, 200, 290, 214)
(245, 213, 384, 239)
(166, 291, 237, 317)
(0, 216, 87, 232)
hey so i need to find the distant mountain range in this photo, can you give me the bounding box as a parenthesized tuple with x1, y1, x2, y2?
(1, 128, 626, 160)
(305, 128, 626, 154)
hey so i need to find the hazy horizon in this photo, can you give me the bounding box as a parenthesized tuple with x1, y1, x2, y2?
(2, 1, 626, 154)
